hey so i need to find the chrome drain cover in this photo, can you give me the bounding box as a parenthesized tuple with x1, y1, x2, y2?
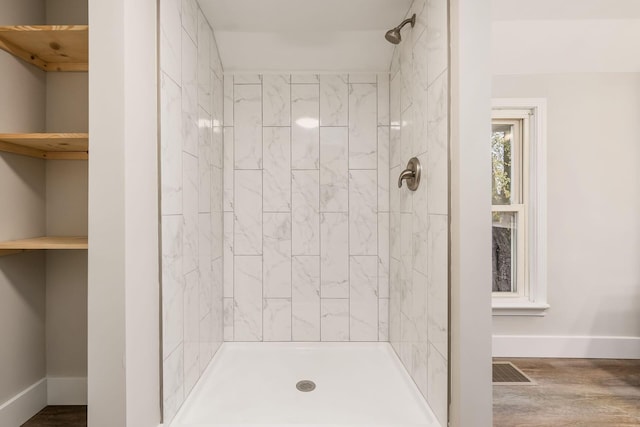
(296, 380, 316, 392)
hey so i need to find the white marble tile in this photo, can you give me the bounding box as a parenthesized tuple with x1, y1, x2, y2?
(320, 213, 349, 298)
(291, 170, 320, 255)
(181, 0, 197, 42)
(319, 127, 348, 212)
(210, 33, 222, 79)
(427, 0, 448, 87)
(181, 29, 198, 156)
(378, 126, 390, 212)
(349, 83, 377, 169)
(234, 74, 262, 84)
(198, 213, 212, 316)
(198, 108, 211, 213)
(184, 269, 200, 342)
(263, 127, 291, 212)
(349, 256, 378, 341)
(263, 74, 291, 126)
(427, 73, 448, 215)
(412, 153, 429, 276)
(199, 312, 214, 372)
(223, 211, 234, 298)
(428, 344, 448, 425)
(411, 269, 429, 342)
(183, 153, 199, 274)
(320, 299, 349, 341)
(390, 44, 400, 80)
(377, 73, 390, 126)
(161, 73, 183, 215)
(211, 257, 224, 343)
(211, 210, 223, 260)
(390, 124, 401, 169)
(160, 0, 181, 84)
(399, 114, 413, 215)
(292, 74, 319, 84)
(411, 341, 429, 400)
(263, 213, 292, 298)
(183, 269, 200, 394)
(223, 75, 234, 126)
(428, 214, 448, 357)
(211, 165, 223, 214)
(378, 212, 390, 299)
(379, 298, 389, 341)
(388, 258, 401, 345)
(197, 11, 211, 114)
(234, 170, 262, 255)
(320, 74, 348, 126)
(349, 170, 377, 255)
(234, 256, 262, 341)
(292, 256, 320, 341)
(211, 72, 224, 127)
(412, 30, 429, 157)
(223, 127, 234, 211)
(399, 213, 413, 292)
(349, 73, 377, 84)
(291, 84, 320, 169)
(399, 28, 414, 114)
(263, 298, 292, 341)
(223, 297, 234, 341)
(183, 341, 199, 395)
(163, 344, 184, 423)
(390, 209, 400, 260)
(162, 215, 183, 357)
(212, 125, 223, 168)
(234, 84, 263, 169)
(411, 0, 428, 42)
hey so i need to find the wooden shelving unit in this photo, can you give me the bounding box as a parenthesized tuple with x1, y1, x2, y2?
(0, 236, 88, 256)
(0, 25, 88, 71)
(0, 133, 88, 159)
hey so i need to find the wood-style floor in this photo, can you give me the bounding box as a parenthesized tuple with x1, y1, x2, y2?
(21, 406, 86, 427)
(494, 358, 640, 427)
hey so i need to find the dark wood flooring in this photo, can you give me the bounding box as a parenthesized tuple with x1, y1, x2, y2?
(22, 406, 86, 427)
(494, 358, 640, 427)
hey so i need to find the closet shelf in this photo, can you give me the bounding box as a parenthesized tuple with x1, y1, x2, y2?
(0, 133, 88, 159)
(0, 25, 88, 72)
(0, 236, 88, 256)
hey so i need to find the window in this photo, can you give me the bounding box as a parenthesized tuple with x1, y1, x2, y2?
(491, 99, 549, 316)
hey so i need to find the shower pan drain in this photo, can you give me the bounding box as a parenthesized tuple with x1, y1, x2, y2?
(296, 380, 316, 392)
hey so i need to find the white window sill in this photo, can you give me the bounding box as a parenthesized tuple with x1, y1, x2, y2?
(492, 301, 550, 316)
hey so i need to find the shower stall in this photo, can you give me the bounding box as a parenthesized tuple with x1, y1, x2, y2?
(159, 0, 449, 425)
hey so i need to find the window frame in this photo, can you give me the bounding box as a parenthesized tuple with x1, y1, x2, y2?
(491, 99, 549, 316)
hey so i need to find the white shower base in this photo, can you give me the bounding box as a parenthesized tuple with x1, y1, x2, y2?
(170, 342, 441, 427)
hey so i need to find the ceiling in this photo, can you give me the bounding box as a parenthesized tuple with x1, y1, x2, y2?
(198, 0, 413, 72)
(492, 0, 640, 74)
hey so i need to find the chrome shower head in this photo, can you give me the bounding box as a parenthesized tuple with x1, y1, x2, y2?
(385, 14, 416, 45)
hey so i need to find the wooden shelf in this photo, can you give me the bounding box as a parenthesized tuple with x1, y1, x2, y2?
(0, 25, 88, 72)
(0, 133, 88, 159)
(0, 236, 88, 256)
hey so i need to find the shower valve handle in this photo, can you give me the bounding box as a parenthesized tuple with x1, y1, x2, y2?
(398, 157, 421, 191)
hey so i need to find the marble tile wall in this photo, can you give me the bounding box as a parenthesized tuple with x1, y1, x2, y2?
(388, 0, 449, 425)
(159, 0, 224, 423)
(223, 73, 390, 342)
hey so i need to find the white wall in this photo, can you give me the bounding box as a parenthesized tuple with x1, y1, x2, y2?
(44, 0, 89, 398)
(0, 0, 48, 420)
(88, 0, 160, 425)
(492, 73, 640, 357)
(449, 0, 494, 424)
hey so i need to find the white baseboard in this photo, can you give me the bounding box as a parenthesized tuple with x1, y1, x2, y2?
(0, 379, 47, 427)
(493, 335, 640, 359)
(47, 377, 87, 405)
